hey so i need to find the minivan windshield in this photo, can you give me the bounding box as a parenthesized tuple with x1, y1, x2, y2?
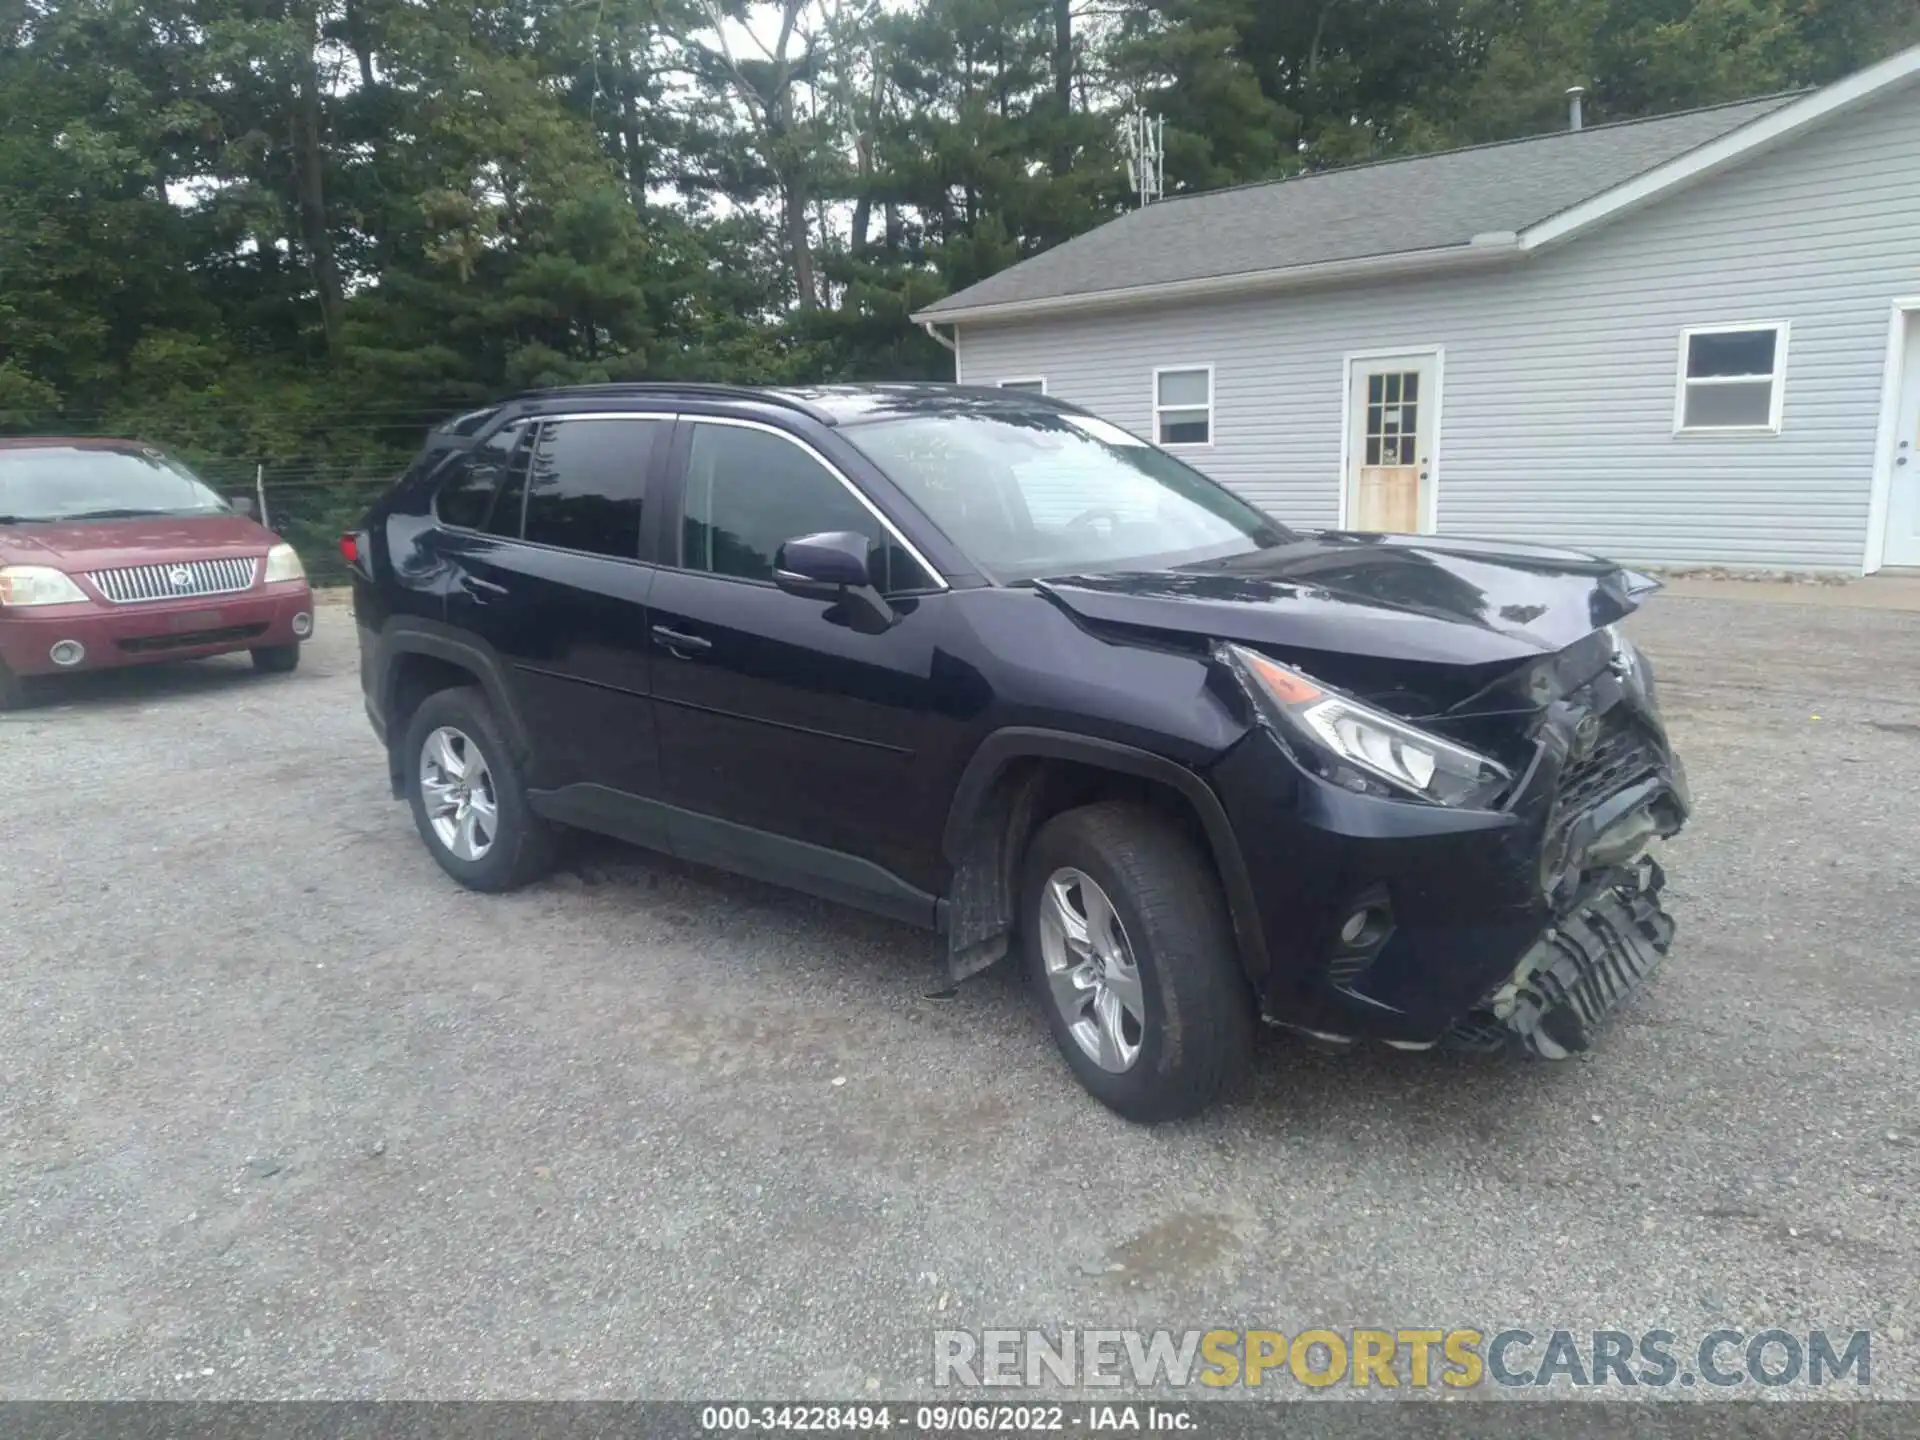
(0, 446, 230, 524)
(844, 410, 1292, 582)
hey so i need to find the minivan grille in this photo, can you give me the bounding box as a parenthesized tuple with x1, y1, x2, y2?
(85, 556, 259, 604)
(118, 622, 269, 653)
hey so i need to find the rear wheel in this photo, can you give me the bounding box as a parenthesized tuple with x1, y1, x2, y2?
(251, 643, 300, 674)
(402, 686, 557, 892)
(1021, 801, 1254, 1122)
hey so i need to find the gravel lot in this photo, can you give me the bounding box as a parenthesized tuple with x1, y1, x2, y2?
(2, 589, 1916, 1402)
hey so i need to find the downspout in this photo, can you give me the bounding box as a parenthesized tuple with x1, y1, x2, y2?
(921, 319, 959, 381)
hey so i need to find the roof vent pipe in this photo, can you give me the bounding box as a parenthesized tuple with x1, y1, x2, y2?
(1566, 85, 1586, 131)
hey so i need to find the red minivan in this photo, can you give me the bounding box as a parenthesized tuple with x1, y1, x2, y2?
(0, 438, 314, 709)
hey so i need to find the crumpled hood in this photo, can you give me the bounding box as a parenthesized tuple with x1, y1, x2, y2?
(1034, 531, 1658, 667)
(0, 513, 274, 569)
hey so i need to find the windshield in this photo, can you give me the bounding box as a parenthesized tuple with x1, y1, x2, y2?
(844, 410, 1292, 582)
(0, 446, 230, 523)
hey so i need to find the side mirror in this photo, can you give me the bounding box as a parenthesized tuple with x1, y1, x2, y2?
(774, 531, 895, 633)
(229, 495, 257, 518)
(774, 531, 873, 595)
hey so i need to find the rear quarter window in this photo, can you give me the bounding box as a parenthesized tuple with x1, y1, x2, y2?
(434, 423, 528, 531)
(433, 454, 492, 528)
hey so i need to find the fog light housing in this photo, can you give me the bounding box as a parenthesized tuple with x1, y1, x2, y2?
(291, 612, 313, 638)
(49, 639, 86, 667)
(1338, 905, 1391, 949)
(1327, 887, 1395, 990)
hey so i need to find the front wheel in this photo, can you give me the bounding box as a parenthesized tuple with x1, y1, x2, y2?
(1021, 802, 1255, 1123)
(251, 643, 300, 674)
(401, 686, 557, 892)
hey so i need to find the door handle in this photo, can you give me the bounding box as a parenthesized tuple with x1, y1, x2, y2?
(463, 575, 509, 598)
(651, 625, 713, 657)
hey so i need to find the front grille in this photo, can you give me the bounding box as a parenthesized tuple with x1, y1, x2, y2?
(118, 623, 268, 653)
(86, 556, 259, 604)
(1555, 710, 1662, 819)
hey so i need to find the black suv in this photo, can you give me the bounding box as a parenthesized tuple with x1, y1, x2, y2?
(349, 383, 1690, 1120)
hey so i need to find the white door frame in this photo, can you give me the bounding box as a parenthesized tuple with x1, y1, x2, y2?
(1337, 346, 1445, 532)
(1863, 297, 1920, 573)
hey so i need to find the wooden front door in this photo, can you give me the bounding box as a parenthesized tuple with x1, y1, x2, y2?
(1346, 355, 1438, 533)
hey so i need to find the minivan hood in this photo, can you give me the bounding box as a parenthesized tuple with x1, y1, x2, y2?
(1034, 531, 1657, 668)
(0, 513, 273, 568)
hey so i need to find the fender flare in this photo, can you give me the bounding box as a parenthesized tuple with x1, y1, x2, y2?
(377, 620, 534, 763)
(941, 727, 1272, 982)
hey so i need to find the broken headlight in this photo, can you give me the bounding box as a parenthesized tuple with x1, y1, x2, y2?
(1605, 622, 1655, 702)
(1226, 644, 1513, 808)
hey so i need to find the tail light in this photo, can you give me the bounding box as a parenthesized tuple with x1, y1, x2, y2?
(339, 531, 361, 567)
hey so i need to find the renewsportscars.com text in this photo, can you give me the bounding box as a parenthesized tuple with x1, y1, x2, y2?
(932, 1328, 1872, 1391)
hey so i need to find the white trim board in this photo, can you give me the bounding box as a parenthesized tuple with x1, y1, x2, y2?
(1864, 297, 1920, 574)
(1524, 47, 1920, 251)
(918, 243, 1514, 326)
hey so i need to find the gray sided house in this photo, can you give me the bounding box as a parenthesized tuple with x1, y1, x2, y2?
(915, 45, 1920, 574)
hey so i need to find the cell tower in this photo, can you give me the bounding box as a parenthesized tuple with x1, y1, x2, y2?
(1122, 108, 1165, 208)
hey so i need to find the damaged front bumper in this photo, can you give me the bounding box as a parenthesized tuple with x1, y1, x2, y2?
(1447, 854, 1675, 1058)
(1209, 645, 1690, 1057)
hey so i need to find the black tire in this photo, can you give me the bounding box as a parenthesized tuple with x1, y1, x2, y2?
(0, 658, 26, 712)
(1020, 801, 1255, 1123)
(251, 643, 301, 674)
(401, 686, 557, 892)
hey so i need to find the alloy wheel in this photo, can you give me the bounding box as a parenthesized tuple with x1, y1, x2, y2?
(419, 725, 499, 862)
(1038, 867, 1146, 1073)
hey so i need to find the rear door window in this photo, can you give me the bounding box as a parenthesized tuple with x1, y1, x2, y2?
(522, 417, 660, 558)
(482, 425, 536, 538)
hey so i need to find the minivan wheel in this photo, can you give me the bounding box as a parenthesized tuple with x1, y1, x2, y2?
(251, 643, 300, 674)
(402, 686, 557, 892)
(1021, 802, 1255, 1122)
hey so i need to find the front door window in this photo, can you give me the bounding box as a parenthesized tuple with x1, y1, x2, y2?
(680, 423, 932, 591)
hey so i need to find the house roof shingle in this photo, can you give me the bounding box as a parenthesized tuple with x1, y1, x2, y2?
(920, 95, 1799, 319)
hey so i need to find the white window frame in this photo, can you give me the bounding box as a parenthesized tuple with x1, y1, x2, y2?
(1152, 364, 1215, 448)
(996, 377, 1047, 394)
(1674, 321, 1790, 435)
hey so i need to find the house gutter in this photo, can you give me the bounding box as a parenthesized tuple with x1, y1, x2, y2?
(919, 319, 957, 352)
(912, 235, 1521, 328)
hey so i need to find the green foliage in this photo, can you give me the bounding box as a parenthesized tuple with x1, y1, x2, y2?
(0, 0, 1913, 514)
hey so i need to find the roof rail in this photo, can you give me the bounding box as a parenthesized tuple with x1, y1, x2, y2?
(518, 382, 837, 425)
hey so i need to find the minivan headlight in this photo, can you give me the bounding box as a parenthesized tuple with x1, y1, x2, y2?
(0, 566, 88, 607)
(263, 543, 306, 583)
(1226, 644, 1512, 808)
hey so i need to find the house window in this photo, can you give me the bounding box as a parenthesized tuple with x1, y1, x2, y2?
(1676, 323, 1788, 433)
(998, 378, 1047, 393)
(1154, 366, 1213, 446)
